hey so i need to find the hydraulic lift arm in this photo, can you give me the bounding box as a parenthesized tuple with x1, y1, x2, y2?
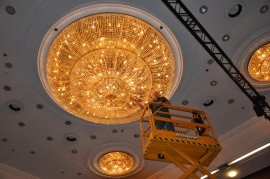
(161, 0, 270, 120)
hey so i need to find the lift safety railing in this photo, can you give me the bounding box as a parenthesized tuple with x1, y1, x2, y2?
(140, 102, 221, 178)
(161, 0, 270, 121)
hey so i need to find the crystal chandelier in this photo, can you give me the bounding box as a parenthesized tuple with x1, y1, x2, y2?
(46, 13, 176, 124)
(248, 43, 270, 81)
(99, 152, 134, 176)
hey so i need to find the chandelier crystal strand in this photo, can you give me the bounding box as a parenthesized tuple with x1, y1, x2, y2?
(46, 13, 175, 124)
(248, 43, 270, 81)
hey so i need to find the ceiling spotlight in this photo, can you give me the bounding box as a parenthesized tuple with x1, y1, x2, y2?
(7, 101, 23, 112)
(182, 100, 189, 105)
(227, 170, 238, 177)
(46, 136, 53, 141)
(228, 4, 242, 18)
(228, 99, 235, 104)
(210, 80, 217, 86)
(18, 122, 26, 127)
(36, 104, 44, 109)
(3, 85, 11, 91)
(66, 135, 77, 142)
(65, 121, 72, 125)
(5, 6, 16, 15)
(4, 62, 13, 69)
(222, 34, 230, 42)
(260, 5, 269, 14)
(199, 5, 208, 14)
(203, 99, 214, 107)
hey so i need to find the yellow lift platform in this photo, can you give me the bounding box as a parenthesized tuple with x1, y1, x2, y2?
(140, 103, 222, 179)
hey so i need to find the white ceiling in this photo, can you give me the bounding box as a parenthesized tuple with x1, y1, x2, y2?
(0, 0, 270, 178)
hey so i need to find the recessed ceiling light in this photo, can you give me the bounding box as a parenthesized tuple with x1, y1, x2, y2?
(90, 135, 97, 140)
(228, 4, 242, 18)
(112, 129, 118, 133)
(4, 62, 13, 69)
(3, 85, 11, 91)
(66, 134, 77, 142)
(260, 5, 269, 14)
(65, 121, 72, 125)
(30, 151, 36, 155)
(222, 34, 230, 41)
(210, 80, 217, 86)
(202, 99, 215, 107)
(227, 170, 238, 177)
(46, 136, 53, 141)
(199, 5, 208, 14)
(182, 100, 189, 105)
(18, 122, 25, 127)
(5, 6, 16, 15)
(9, 103, 22, 111)
(36, 104, 44, 109)
(8, 101, 23, 112)
(228, 99, 235, 104)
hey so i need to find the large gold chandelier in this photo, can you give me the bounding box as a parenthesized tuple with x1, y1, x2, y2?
(248, 43, 270, 81)
(46, 13, 176, 124)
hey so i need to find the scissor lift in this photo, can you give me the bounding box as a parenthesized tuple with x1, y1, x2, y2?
(140, 103, 222, 179)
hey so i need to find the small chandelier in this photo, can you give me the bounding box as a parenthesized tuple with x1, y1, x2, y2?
(248, 42, 270, 81)
(44, 12, 177, 124)
(99, 152, 134, 176)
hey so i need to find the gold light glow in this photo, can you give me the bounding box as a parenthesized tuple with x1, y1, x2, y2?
(248, 43, 270, 81)
(227, 170, 238, 178)
(46, 13, 175, 124)
(99, 152, 134, 176)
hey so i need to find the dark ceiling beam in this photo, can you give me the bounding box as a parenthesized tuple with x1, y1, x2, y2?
(161, 0, 270, 121)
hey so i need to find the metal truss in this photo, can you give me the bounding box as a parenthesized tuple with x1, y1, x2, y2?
(162, 0, 270, 120)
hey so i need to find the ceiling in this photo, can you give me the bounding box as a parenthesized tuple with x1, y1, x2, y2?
(0, 0, 270, 178)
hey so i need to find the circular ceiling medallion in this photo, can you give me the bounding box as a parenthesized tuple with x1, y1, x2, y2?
(38, 3, 183, 124)
(234, 27, 270, 92)
(88, 143, 144, 178)
(248, 43, 270, 82)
